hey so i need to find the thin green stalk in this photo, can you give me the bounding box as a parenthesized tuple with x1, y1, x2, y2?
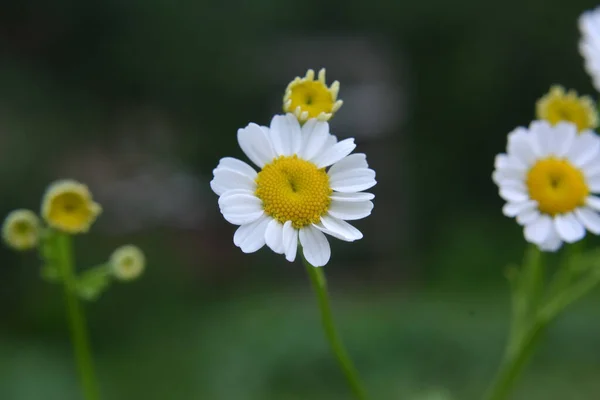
(301, 254, 369, 400)
(56, 232, 101, 400)
(485, 245, 544, 400)
(484, 319, 547, 400)
(545, 242, 583, 300)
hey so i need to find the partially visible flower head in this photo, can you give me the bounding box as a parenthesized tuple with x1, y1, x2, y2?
(580, 7, 600, 91)
(283, 68, 343, 122)
(41, 180, 102, 234)
(536, 85, 598, 132)
(211, 114, 376, 267)
(493, 120, 600, 251)
(2, 209, 40, 251)
(109, 245, 145, 281)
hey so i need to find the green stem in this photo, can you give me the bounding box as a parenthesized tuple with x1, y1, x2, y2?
(56, 232, 101, 400)
(485, 245, 544, 400)
(484, 319, 547, 400)
(301, 255, 369, 400)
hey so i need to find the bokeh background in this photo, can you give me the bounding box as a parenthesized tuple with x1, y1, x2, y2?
(2, 1, 600, 399)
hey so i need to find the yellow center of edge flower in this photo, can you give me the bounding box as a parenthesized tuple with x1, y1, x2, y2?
(255, 155, 332, 228)
(526, 157, 589, 215)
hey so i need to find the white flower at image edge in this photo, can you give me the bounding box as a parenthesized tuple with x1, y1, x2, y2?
(210, 114, 376, 267)
(493, 120, 600, 251)
(579, 6, 600, 91)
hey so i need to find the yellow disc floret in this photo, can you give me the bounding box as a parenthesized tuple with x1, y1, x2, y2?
(41, 180, 102, 234)
(536, 85, 598, 132)
(283, 68, 343, 122)
(2, 209, 41, 251)
(526, 157, 589, 215)
(255, 155, 332, 228)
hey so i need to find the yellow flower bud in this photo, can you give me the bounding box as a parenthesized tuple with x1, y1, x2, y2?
(41, 180, 102, 234)
(283, 68, 343, 122)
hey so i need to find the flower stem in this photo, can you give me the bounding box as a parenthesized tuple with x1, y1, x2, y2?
(301, 255, 369, 400)
(56, 232, 101, 400)
(484, 319, 547, 400)
(485, 245, 545, 400)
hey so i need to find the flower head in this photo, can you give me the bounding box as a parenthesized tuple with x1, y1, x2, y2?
(283, 69, 343, 122)
(109, 245, 145, 281)
(41, 180, 102, 234)
(580, 7, 600, 91)
(2, 209, 41, 251)
(536, 85, 598, 132)
(493, 120, 600, 251)
(211, 114, 376, 267)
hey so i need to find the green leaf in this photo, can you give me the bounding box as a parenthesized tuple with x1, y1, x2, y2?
(38, 228, 61, 283)
(75, 264, 112, 301)
(40, 263, 60, 283)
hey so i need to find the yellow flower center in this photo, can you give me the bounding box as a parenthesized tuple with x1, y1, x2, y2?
(526, 157, 589, 215)
(13, 220, 32, 235)
(47, 192, 96, 232)
(536, 86, 598, 132)
(287, 80, 335, 120)
(255, 155, 332, 228)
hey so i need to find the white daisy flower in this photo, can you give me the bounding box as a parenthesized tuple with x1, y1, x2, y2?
(579, 7, 600, 91)
(493, 120, 600, 251)
(210, 114, 376, 267)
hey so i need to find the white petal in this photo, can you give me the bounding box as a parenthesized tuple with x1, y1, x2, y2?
(211, 167, 257, 196)
(552, 122, 577, 156)
(315, 214, 363, 242)
(299, 225, 331, 267)
(498, 179, 527, 192)
(299, 119, 330, 160)
(233, 215, 270, 253)
(554, 213, 586, 243)
(327, 200, 373, 221)
(566, 130, 600, 167)
(586, 195, 600, 211)
(218, 190, 264, 225)
(499, 187, 528, 203)
(328, 153, 368, 173)
(312, 139, 357, 168)
(265, 219, 285, 254)
(237, 123, 277, 168)
(502, 200, 537, 218)
(524, 214, 552, 244)
(588, 175, 600, 191)
(530, 120, 553, 156)
(494, 154, 526, 171)
(493, 169, 525, 185)
(516, 209, 540, 226)
(269, 114, 302, 156)
(215, 157, 257, 178)
(575, 207, 600, 235)
(539, 228, 563, 252)
(329, 192, 375, 202)
(583, 158, 600, 179)
(329, 167, 377, 193)
(282, 221, 298, 262)
(507, 128, 537, 166)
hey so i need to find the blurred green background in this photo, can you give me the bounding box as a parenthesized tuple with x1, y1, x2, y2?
(2, 1, 600, 399)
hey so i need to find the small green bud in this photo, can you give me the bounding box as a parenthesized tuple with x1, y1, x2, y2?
(2, 209, 41, 251)
(109, 245, 145, 281)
